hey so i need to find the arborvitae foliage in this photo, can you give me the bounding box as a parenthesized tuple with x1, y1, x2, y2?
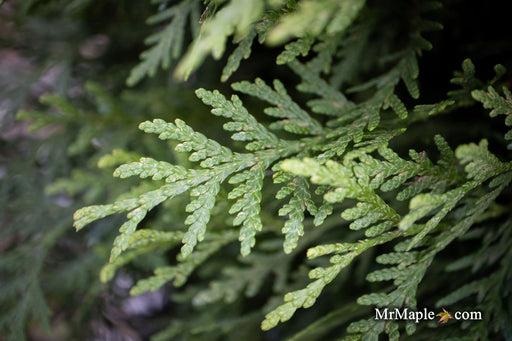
(3, 0, 512, 340)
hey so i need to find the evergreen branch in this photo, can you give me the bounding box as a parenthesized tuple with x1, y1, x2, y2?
(472, 85, 512, 144)
(193, 250, 290, 306)
(347, 144, 512, 339)
(114, 157, 187, 182)
(17, 94, 85, 131)
(456, 139, 512, 183)
(10, 1, 512, 340)
(175, 0, 265, 79)
(290, 59, 354, 116)
(448, 59, 484, 104)
(100, 230, 184, 283)
(221, 29, 257, 82)
(0, 222, 69, 341)
(267, 0, 366, 45)
(130, 231, 237, 295)
(275, 175, 317, 253)
(127, 0, 198, 86)
(232, 78, 324, 135)
(182, 180, 220, 256)
(74, 90, 307, 259)
(262, 231, 399, 330)
(229, 164, 266, 256)
(196, 88, 281, 150)
(140, 118, 234, 165)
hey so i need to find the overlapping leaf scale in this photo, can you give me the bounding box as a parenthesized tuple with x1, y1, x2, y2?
(273, 172, 318, 253)
(276, 36, 315, 65)
(229, 165, 266, 256)
(114, 157, 187, 182)
(181, 180, 221, 257)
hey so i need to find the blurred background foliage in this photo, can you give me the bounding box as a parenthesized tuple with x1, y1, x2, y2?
(0, 1, 204, 339)
(1, 0, 511, 340)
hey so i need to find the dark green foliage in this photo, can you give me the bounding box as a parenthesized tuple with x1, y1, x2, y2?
(2, 0, 512, 340)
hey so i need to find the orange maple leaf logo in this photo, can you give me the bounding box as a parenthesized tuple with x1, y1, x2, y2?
(436, 308, 453, 324)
